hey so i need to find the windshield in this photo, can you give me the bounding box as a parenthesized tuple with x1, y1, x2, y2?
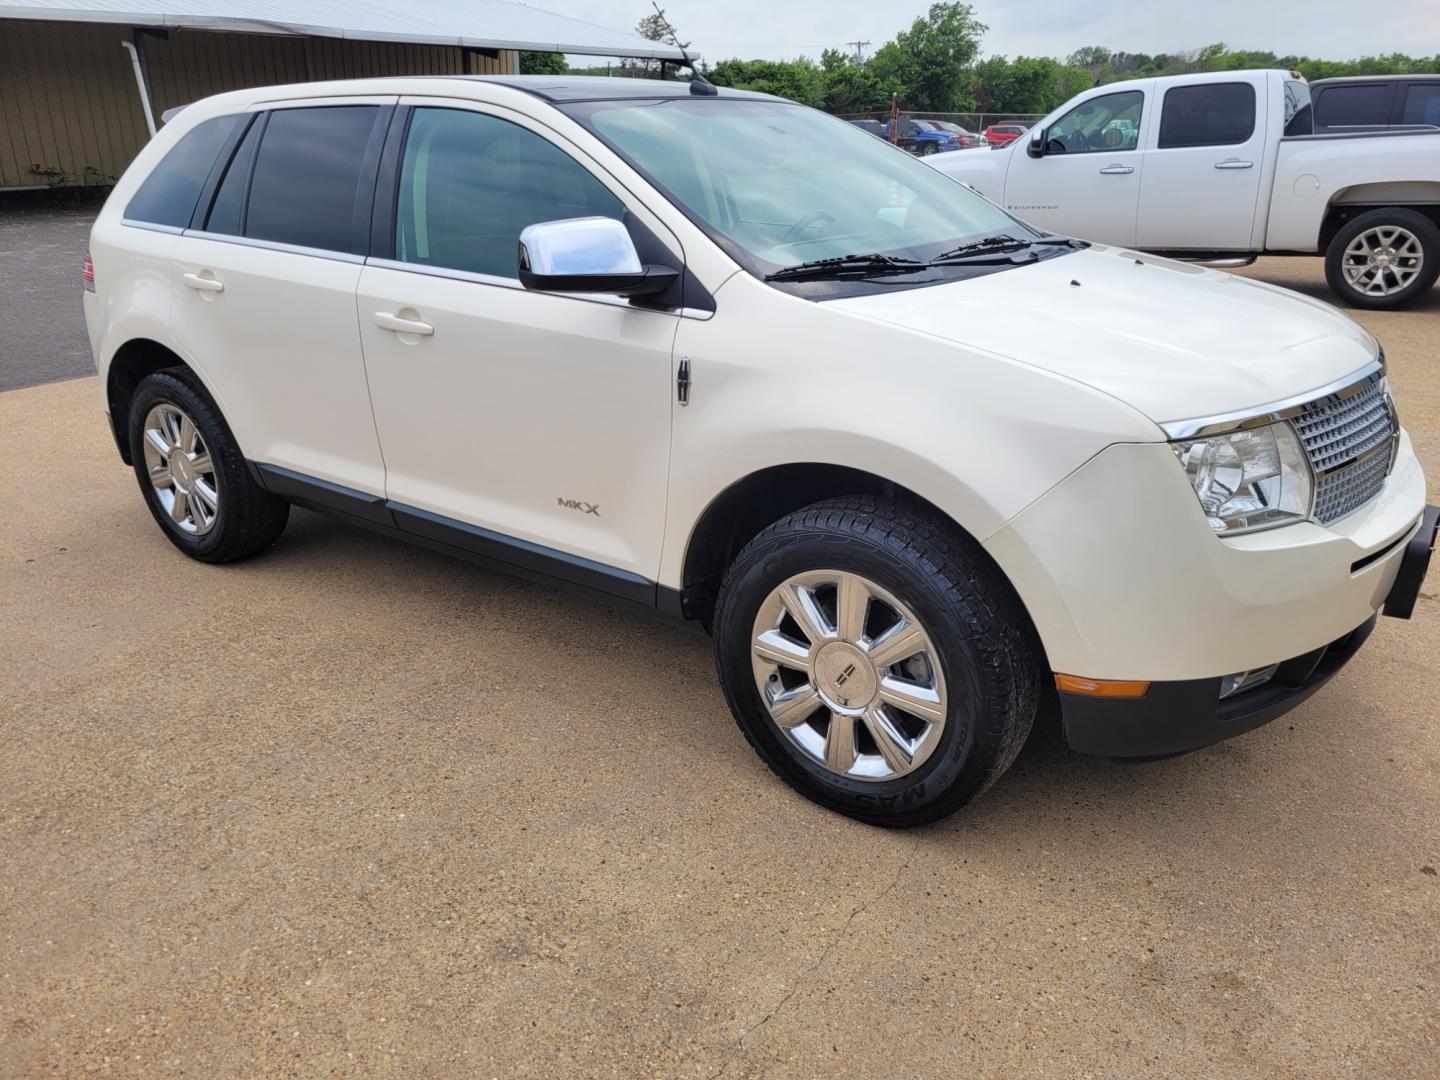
(567, 97, 1034, 281)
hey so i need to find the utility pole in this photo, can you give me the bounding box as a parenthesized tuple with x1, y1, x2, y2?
(848, 40, 869, 63)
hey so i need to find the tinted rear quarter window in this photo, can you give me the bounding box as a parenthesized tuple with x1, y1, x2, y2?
(1158, 83, 1256, 148)
(1401, 83, 1440, 127)
(126, 115, 242, 227)
(1315, 83, 1392, 128)
(244, 106, 384, 253)
(203, 115, 263, 236)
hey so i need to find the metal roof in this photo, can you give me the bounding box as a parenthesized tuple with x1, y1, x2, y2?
(0, 0, 689, 59)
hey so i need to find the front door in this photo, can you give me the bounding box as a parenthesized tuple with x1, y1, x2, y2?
(357, 101, 679, 582)
(1001, 86, 1149, 247)
(1137, 79, 1268, 251)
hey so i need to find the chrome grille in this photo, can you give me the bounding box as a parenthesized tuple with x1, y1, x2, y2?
(1290, 374, 1396, 524)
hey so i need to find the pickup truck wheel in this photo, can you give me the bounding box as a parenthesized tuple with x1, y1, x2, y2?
(712, 496, 1041, 827)
(127, 368, 289, 563)
(919, 141, 938, 156)
(1325, 208, 1440, 310)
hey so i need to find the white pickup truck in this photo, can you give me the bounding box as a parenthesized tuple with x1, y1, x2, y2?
(927, 69, 1440, 309)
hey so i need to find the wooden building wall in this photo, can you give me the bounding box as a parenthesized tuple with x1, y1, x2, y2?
(0, 19, 519, 189)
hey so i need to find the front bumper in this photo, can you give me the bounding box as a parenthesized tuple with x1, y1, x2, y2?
(1058, 504, 1437, 757)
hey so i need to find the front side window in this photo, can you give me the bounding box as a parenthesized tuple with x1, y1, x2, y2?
(1157, 83, 1256, 148)
(1045, 91, 1143, 153)
(244, 105, 383, 253)
(1401, 83, 1440, 127)
(126, 115, 242, 227)
(573, 97, 1031, 284)
(1315, 84, 1390, 128)
(394, 107, 623, 279)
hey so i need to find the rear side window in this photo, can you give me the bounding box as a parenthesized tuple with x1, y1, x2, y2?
(126, 115, 242, 227)
(1315, 83, 1391, 128)
(395, 107, 623, 279)
(1158, 83, 1256, 148)
(244, 106, 384, 253)
(1401, 83, 1440, 127)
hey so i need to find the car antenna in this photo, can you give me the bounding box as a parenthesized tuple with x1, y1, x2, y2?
(650, 2, 716, 96)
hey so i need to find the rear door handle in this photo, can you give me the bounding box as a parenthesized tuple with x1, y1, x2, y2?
(1098, 165, 1135, 175)
(1214, 158, 1254, 169)
(181, 271, 224, 293)
(373, 311, 434, 337)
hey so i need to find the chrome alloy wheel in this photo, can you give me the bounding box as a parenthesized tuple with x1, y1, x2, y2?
(750, 570, 948, 782)
(141, 403, 219, 535)
(1342, 225, 1424, 297)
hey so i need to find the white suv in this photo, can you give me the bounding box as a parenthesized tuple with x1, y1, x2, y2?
(85, 75, 1437, 825)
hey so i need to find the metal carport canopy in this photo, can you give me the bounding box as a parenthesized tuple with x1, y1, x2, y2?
(0, 0, 689, 59)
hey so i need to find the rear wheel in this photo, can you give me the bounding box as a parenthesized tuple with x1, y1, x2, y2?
(127, 368, 288, 563)
(1325, 208, 1440, 310)
(713, 496, 1042, 827)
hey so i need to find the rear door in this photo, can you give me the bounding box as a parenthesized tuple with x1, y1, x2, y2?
(1001, 86, 1148, 245)
(1137, 79, 1267, 251)
(170, 97, 395, 495)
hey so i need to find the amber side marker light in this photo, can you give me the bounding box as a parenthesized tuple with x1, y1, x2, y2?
(1054, 674, 1151, 698)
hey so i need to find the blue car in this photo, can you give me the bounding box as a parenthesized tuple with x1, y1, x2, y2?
(881, 117, 961, 155)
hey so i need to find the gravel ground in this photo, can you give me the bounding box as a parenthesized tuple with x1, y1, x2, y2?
(1, 257, 1437, 1078)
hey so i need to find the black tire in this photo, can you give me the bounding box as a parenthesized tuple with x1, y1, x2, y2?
(919, 141, 938, 156)
(1324, 207, 1440, 311)
(713, 496, 1042, 827)
(127, 368, 289, 563)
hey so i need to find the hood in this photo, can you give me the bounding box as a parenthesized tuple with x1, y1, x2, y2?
(827, 246, 1378, 426)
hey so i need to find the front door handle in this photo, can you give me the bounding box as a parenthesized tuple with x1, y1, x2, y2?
(1214, 158, 1254, 169)
(1098, 164, 1135, 175)
(181, 271, 224, 293)
(373, 311, 435, 337)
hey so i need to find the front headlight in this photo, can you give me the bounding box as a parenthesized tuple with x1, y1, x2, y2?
(1172, 422, 1313, 534)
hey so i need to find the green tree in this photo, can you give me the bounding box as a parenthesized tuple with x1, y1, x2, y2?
(518, 51, 568, 76)
(868, 2, 987, 112)
(819, 48, 899, 114)
(707, 57, 827, 108)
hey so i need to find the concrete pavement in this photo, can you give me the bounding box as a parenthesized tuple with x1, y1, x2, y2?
(1, 259, 1437, 1078)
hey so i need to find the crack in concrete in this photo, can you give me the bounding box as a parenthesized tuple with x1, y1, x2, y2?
(706, 845, 917, 1079)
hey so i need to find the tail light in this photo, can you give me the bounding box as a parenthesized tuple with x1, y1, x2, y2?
(82, 249, 96, 293)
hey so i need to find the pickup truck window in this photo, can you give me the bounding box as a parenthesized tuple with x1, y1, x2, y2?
(394, 107, 623, 279)
(1314, 83, 1391, 129)
(1401, 83, 1440, 127)
(1045, 91, 1143, 153)
(1284, 81, 1314, 136)
(1158, 83, 1256, 149)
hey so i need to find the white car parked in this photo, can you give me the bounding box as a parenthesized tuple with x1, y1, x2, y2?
(85, 75, 1437, 825)
(927, 69, 1440, 309)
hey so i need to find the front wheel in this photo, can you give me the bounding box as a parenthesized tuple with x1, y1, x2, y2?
(1324, 208, 1440, 310)
(712, 497, 1042, 827)
(919, 141, 939, 156)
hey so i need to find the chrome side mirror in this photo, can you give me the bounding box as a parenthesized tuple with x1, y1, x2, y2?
(517, 217, 677, 298)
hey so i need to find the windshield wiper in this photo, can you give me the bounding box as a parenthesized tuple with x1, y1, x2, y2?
(929, 234, 1083, 264)
(765, 253, 928, 281)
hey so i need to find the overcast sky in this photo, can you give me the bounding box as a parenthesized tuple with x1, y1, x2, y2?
(529, 0, 1440, 63)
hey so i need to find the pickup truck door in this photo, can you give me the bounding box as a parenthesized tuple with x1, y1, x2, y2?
(1137, 79, 1268, 250)
(1000, 86, 1149, 247)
